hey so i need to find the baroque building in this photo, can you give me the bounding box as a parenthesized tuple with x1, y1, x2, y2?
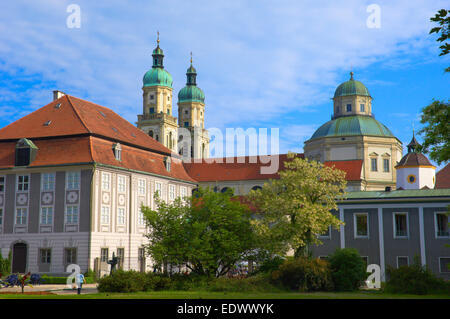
(304, 72, 403, 191)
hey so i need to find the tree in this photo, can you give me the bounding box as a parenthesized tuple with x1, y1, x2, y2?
(142, 187, 257, 277)
(248, 153, 346, 258)
(430, 9, 450, 72)
(417, 100, 450, 165)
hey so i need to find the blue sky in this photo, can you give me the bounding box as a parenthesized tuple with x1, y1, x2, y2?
(0, 1, 448, 168)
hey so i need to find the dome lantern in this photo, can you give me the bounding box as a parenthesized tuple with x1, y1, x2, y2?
(142, 32, 173, 88)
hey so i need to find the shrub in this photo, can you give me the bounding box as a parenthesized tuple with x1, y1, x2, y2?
(97, 270, 147, 293)
(328, 248, 367, 291)
(40, 275, 95, 285)
(270, 257, 333, 292)
(0, 251, 11, 275)
(254, 256, 285, 274)
(385, 261, 450, 295)
(208, 273, 279, 293)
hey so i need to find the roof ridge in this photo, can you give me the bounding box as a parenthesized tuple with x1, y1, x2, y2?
(65, 95, 92, 134)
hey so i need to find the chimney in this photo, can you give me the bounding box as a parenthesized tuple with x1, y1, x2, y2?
(53, 90, 66, 101)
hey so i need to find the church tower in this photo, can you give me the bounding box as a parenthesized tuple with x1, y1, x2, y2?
(137, 33, 178, 153)
(177, 54, 209, 160)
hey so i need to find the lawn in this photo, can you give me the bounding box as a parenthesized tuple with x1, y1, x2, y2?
(0, 290, 449, 299)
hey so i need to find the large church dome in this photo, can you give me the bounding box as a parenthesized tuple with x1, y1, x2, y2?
(310, 115, 394, 140)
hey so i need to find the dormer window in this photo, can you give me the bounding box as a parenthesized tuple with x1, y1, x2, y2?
(164, 156, 171, 172)
(15, 138, 38, 167)
(113, 143, 122, 161)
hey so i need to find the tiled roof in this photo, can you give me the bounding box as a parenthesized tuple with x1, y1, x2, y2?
(0, 95, 172, 155)
(323, 160, 363, 181)
(183, 154, 300, 182)
(435, 163, 450, 189)
(183, 155, 362, 182)
(395, 152, 434, 168)
(344, 188, 450, 200)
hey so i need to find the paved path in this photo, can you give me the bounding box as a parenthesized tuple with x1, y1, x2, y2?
(0, 284, 98, 295)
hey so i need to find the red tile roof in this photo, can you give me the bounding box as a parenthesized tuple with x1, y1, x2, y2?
(183, 154, 302, 182)
(0, 95, 171, 155)
(0, 95, 195, 183)
(183, 155, 362, 182)
(324, 160, 363, 181)
(435, 163, 450, 189)
(395, 152, 434, 168)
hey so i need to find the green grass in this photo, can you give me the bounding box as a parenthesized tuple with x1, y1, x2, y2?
(0, 290, 449, 299)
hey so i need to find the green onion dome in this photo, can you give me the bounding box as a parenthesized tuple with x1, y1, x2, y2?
(310, 115, 394, 140)
(178, 62, 205, 103)
(143, 39, 173, 88)
(334, 72, 370, 98)
(143, 68, 173, 88)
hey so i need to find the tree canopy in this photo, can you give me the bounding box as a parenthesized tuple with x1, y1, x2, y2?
(430, 9, 450, 72)
(417, 100, 450, 165)
(142, 187, 257, 277)
(248, 153, 347, 257)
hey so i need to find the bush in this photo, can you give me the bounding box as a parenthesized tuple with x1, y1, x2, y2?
(385, 261, 450, 295)
(270, 257, 333, 292)
(0, 251, 11, 275)
(41, 275, 95, 285)
(328, 248, 367, 291)
(207, 273, 279, 293)
(97, 270, 148, 293)
(254, 256, 285, 274)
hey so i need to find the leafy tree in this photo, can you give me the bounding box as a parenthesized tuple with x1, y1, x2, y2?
(142, 187, 257, 278)
(430, 9, 450, 72)
(248, 152, 346, 257)
(417, 100, 450, 165)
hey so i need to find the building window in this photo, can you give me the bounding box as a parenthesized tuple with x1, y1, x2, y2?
(101, 206, 110, 224)
(394, 213, 408, 238)
(354, 213, 369, 238)
(149, 107, 155, 114)
(102, 172, 110, 191)
(100, 248, 109, 263)
(336, 106, 340, 114)
(40, 207, 53, 225)
(15, 208, 27, 225)
(155, 182, 162, 198)
(65, 248, 77, 265)
(383, 159, 390, 172)
(164, 157, 171, 172)
(370, 158, 377, 172)
(180, 186, 187, 199)
(149, 94, 154, 100)
(137, 207, 145, 225)
(184, 122, 189, 127)
(17, 175, 29, 192)
(41, 173, 55, 191)
(117, 208, 125, 225)
(185, 110, 188, 115)
(346, 104, 352, 112)
(439, 257, 450, 273)
(397, 256, 409, 268)
(435, 212, 449, 238)
(319, 226, 331, 239)
(67, 171, 80, 190)
(138, 179, 146, 195)
(0, 176, 4, 192)
(113, 143, 122, 161)
(360, 104, 365, 112)
(66, 205, 79, 224)
(407, 174, 416, 184)
(0, 208, 3, 226)
(167, 109, 170, 115)
(117, 248, 125, 269)
(168, 184, 175, 201)
(40, 249, 51, 264)
(118, 176, 126, 193)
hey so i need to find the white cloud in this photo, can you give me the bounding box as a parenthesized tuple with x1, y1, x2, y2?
(0, 0, 447, 139)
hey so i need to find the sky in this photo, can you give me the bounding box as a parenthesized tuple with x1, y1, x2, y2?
(0, 1, 448, 168)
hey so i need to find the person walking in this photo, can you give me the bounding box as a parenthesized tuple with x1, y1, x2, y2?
(76, 272, 86, 295)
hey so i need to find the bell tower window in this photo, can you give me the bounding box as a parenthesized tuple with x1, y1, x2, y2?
(360, 104, 365, 112)
(346, 104, 352, 112)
